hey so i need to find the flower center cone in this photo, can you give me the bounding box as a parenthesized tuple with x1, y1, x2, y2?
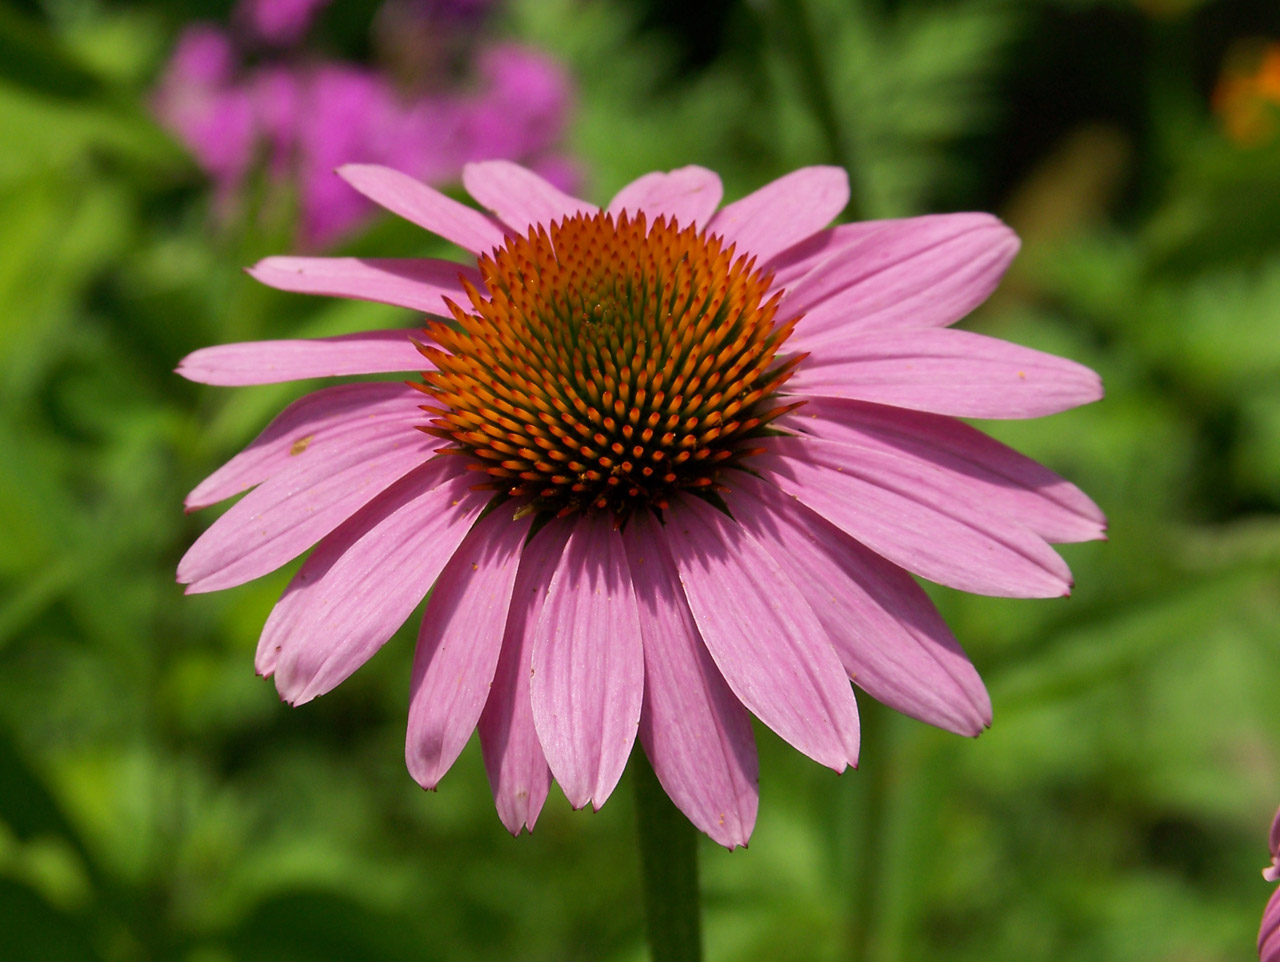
(417, 210, 806, 519)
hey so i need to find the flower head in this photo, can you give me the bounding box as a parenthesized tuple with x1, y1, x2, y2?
(178, 163, 1104, 846)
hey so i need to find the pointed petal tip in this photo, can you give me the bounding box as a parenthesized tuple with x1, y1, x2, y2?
(494, 806, 524, 836)
(334, 163, 413, 197)
(954, 713, 991, 738)
(280, 685, 317, 708)
(498, 807, 540, 836)
(242, 261, 271, 284)
(335, 161, 378, 180)
(409, 766, 444, 792)
(987, 217, 1021, 254)
(494, 786, 546, 836)
(709, 827, 751, 851)
(821, 751, 857, 775)
(1088, 373, 1105, 404)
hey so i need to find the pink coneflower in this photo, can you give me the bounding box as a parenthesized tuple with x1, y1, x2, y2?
(1262, 805, 1280, 961)
(177, 163, 1104, 847)
(153, 12, 574, 247)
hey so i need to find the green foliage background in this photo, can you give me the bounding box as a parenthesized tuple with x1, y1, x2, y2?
(1, 0, 1279, 959)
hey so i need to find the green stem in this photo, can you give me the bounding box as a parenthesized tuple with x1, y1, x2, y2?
(845, 699, 891, 962)
(633, 752, 703, 962)
(767, 0, 863, 220)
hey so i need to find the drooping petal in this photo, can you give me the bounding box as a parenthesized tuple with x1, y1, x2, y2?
(260, 459, 487, 704)
(782, 398, 1106, 543)
(607, 166, 724, 230)
(177, 329, 428, 386)
(1262, 886, 1280, 962)
(247, 256, 483, 314)
(707, 166, 849, 264)
(337, 164, 507, 254)
(723, 473, 990, 735)
(781, 214, 1019, 346)
(662, 494, 860, 771)
(186, 382, 422, 510)
(787, 328, 1104, 419)
(756, 436, 1073, 598)
(530, 512, 645, 811)
(181, 424, 442, 594)
(405, 508, 533, 788)
(479, 519, 573, 834)
(463, 160, 597, 235)
(624, 512, 757, 849)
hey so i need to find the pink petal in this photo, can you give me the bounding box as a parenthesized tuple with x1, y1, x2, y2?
(1267, 804, 1280, 878)
(337, 164, 507, 255)
(179, 421, 440, 593)
(662, 495, 860, 770)
(755, 436, 1073, 598)
(247, 256, 483, 314)
(405, 508, 532, 788)
(462, 160, 597, 235)
(780, 214, 1019, 346)
(1262, 886, 1280, 961)
(707, 166, 848, 264)
(186, 382, 422, 510)
(782, 398, 1106, 543)
(764, 221, 890, 290)
(530, 513, 645, 810)
(479, 519, 573, 834)
(624, 512, 757, 849)
(176, 329, 428, 386)
(723, 474, 990, 735)
(787, 328, 1103, 419)
(260, 459, 487, 705)
(606, 166, 724, 230)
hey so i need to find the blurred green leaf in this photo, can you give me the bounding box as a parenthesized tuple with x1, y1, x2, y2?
(0, 725, 87, 850)
(0, 877, 105, 962)
(224, 890, 430, 962)
(760, 0, 1021, 217)
(0, 3, 103, 100)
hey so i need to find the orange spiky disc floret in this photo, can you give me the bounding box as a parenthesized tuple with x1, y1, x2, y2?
(416, 210, 805, 519)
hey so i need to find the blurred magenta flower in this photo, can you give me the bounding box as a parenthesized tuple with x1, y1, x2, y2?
(236, 0, 332, 45)
(177, 163, 1104, 846)
(1263, 805, 1280, 961)
(153, 8, 573, 247)
(151, 27, 255, 193)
